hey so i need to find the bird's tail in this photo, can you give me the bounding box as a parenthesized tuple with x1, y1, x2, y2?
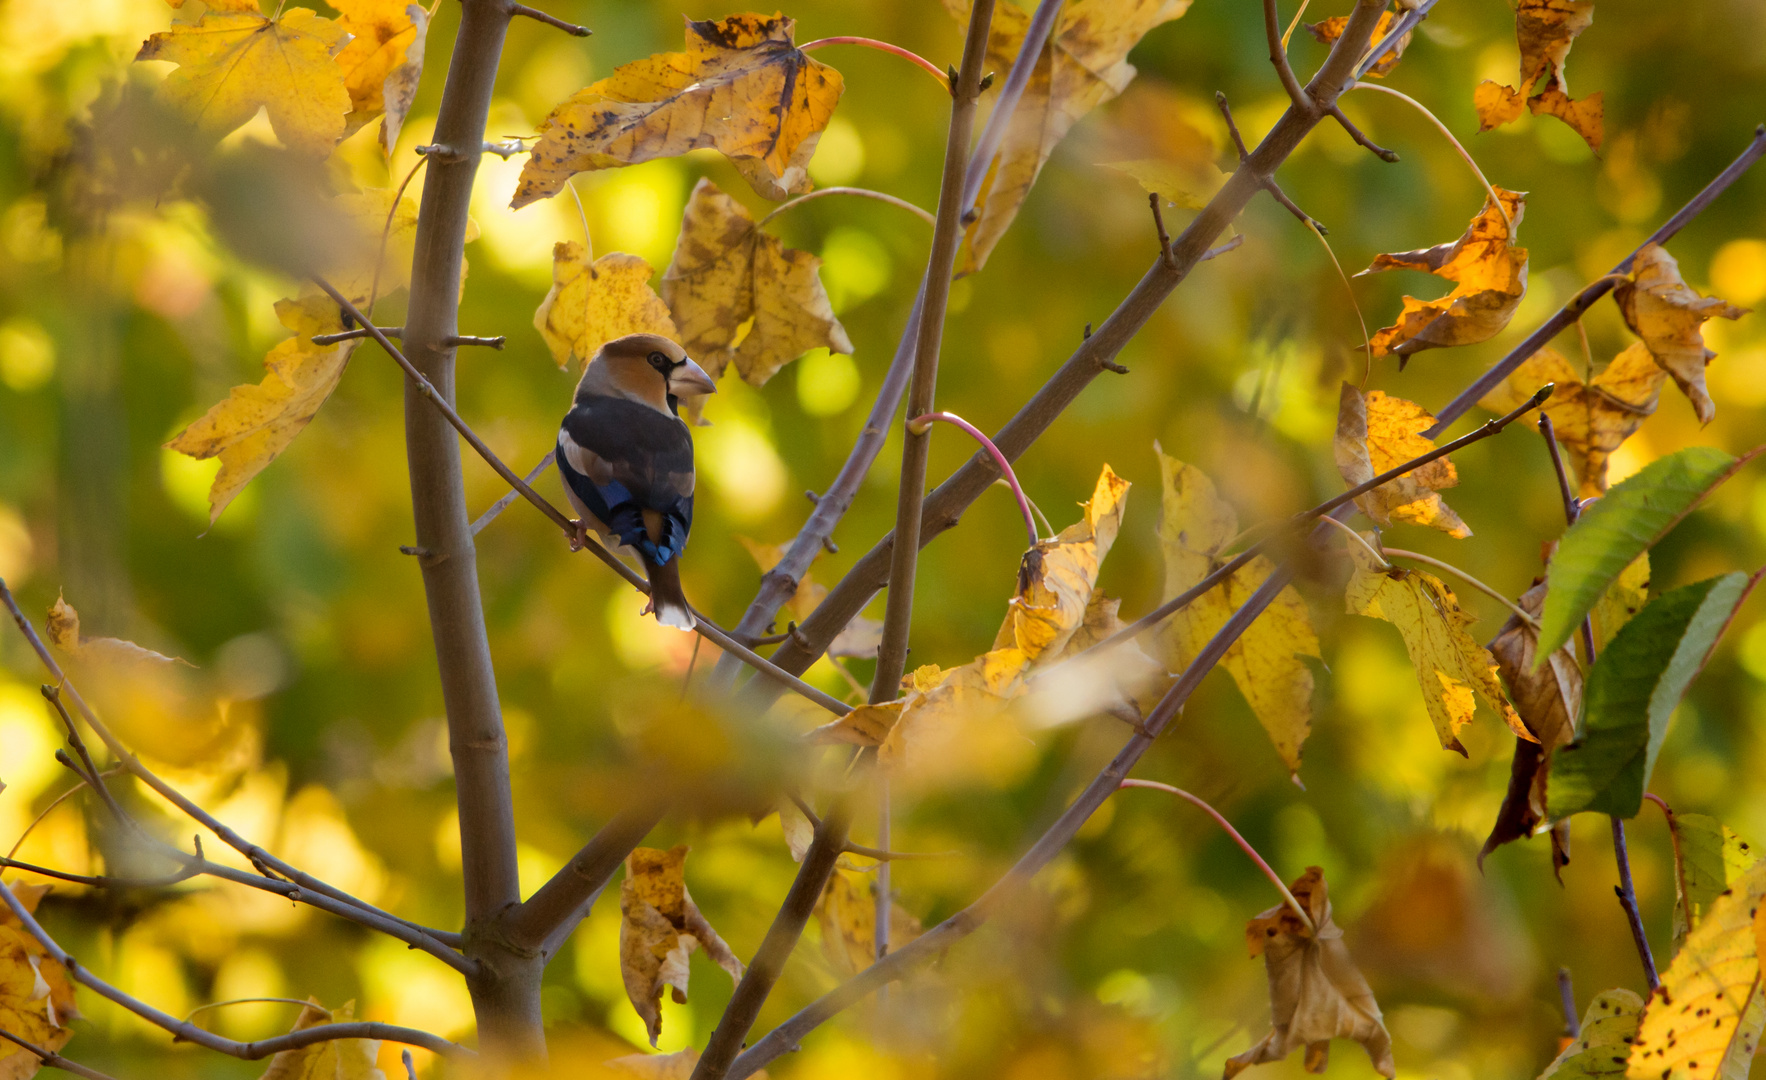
(642, 554, 696, 631)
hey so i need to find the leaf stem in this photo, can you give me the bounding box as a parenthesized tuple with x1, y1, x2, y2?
(1303, 219, 1371, 379)
(757, 187, 937, 230)
(1380, 547, 1541, 627)
(907, 411, 1039, 548)
(798, 37, 949, 89)
(1118, 779, 1314, 934)
(1317, 512, 1391, 567)
(1348, 82, 1510, 235)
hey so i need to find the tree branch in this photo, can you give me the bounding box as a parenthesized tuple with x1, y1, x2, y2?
(0, 1028, 122, 1080)
(509, 3, 589, 37)
(1263, 0, 1309, 112)
(0, 880, 469, 1060)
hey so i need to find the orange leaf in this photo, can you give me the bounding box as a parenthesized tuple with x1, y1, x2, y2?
(1307, 12, 1409, 77)
(1333, 385, 1470, 538)
(1613, 243, 1751, 425)
(1473, 0, 1603, 151)
(332, 0, 429, 154)
(1357, 189, 1528, 361)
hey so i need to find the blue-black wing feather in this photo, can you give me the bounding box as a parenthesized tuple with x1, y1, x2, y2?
(557, 394, 695, 565)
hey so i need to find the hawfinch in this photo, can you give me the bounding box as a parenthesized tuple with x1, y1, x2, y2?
(557, 334, 717, 630)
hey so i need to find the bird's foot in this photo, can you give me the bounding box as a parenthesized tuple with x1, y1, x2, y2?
(640, 598, 655, 617)
(568, 520, 591, 552)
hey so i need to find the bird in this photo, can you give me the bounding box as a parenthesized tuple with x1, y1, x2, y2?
(556, 333, 717, 630)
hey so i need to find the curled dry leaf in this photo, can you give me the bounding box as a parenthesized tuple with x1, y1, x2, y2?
(775, 799, 815, 862)
(1306, 12, 1410, 77)
(1474, 0, 1603, 151)
(619, 846, 744, 1048)
(513, 13, 843, 207)
(1626, 860, 1766, 1080)
(135, 8, 352, 157)
(1154, 449, 1319, 777)
(1226, 867, 1394, 1080)
(534, 244, 679, 371)
(661, 178, 852, 421)
(0, 882, 76, 1077)
(1334, 385, 1471, 538)
(816, 867, 924, 976)
(995, 465, 1130, 662)
(258, 999, 383, 1080)
(1357, 189, 1528, 362)
(333, 0, 429, 154)
(1479, 345, 1668, 497)
(47, 595, 187, 669)
(1613, 243, 1751, 426)
(1481, 581, 1582, 865)
(167, 294, 359, 524)
(1538, 989, 1644, 1080)
(1344, 543, 1526, 755)
(1665, 811, 1758, 958)
(945, 0, 1194, 275)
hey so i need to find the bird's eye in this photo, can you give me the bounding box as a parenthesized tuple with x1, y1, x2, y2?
(648, 351, 670, 372)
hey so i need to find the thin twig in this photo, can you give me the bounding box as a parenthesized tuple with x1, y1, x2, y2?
(1349, 83, 1509, 234)
(959, 0, 1066, 218)
(1325, 104, 1400, 162)
(509, 3, 589, 36)
(311, 326, 401, 346)
(1538, 414, 1580, 525)
(1201, 234, 1247, 261)
(758, 187, 937, 229)
(1353, 0, 1437, 82)
(1381, 548, 1541, 627)
(444, 335, 505, 350)
(907, 412, 1039, 547)
(1149, 193, 1177, 270)
(1118, 779, 1313, 932)
(0, 879, 469, 1059)
(1611, 817, 1660, 990)
(470, 452, 553, 535)
(0, 1027, 122, 1080)
(1263, 0, 1310, 112)
(403, 1048, 419, 1080)
(1557, 968, 1580, 1039)
(1218, 92, 1325, 232)
(798, 37, 948, 89)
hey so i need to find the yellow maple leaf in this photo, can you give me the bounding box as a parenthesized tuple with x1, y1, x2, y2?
(815, 867, 924, 976)
(513, 13, 843, 207)
(945, 0, 1193, 275)
(258, 1000, 382, 1080)
(1226, 868, 1394, 1079)
(1018, 592, 1171, 729)
(659, 178, 851, 409)
(1613, 242, 1751, 425)
(166, 294, 357, 524)
(1357, 188, 1529, 361)
(333, 0, 429, 153)
(1153, 450, 1320, 776)
(620, 847, 744, 1048)
(1344, 544, 1525, 754)
(995, 465, 1130, 662)
(0, 884, 76, 1075)
(1478, 344, 1668, 497)
(1334, 384, 1471, 537)
(534, 243, 679, 371)
(135, 9, 352, 158)
(1306, 12, 1411, 77)
(1626, 860, 1766, 1080)
(1474, 0, 1603, 151)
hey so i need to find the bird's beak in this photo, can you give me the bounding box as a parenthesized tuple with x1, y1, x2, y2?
(670, 358, 717, 396)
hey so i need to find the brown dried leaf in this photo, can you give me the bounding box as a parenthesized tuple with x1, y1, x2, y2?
(1334, 385, 1471, 538)
(1226, 868, 1394, 1079)
(1306, 12, 1410, 77)
(258, 1000, 383, 1080)
(332, 0, 428, 151)
(1613, 243, 1751, 425)
(1357, 189, 1529, 361)
(995, 465, 1131, 662)
(1344, 544, 1526, 754)
(945, 0, 1194, 274)
(619, 846, 744, 1047)
(1481, 581, 1582, 865)
(513, 13, 843, 207)
(1474, 0, 1603, 151)
(1477, 344, 1668, 497)
(534, 243, 679, 371)
(1155, 450, 1319, 776)
(0, 883, 76, 1080)
(816, 867, 923, 977)
(660, 178, 852, 417)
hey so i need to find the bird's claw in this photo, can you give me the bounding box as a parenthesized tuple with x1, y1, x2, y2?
(568, 520, 590, 552)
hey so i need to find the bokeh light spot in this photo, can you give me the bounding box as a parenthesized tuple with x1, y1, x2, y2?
(796, 348, 861, 416)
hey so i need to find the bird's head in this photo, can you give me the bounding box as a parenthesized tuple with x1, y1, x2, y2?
(581, 334, 717, 413)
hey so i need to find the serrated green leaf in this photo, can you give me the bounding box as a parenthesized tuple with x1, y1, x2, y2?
(1538, 988, 1644, 1080)
(1548, 572, 1757, 820)
(1538, 446, 1750, 658)
(1668, 812, 1760, 956)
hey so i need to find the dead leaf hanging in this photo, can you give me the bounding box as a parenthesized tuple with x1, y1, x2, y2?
(1307, 12, 1410, 78)
(620, 846, 744, 1048)
(1612, 242, 1750, 425)
(1154, 450, 1320, 777)
(135, 8, 353, 157)
(944, 0, 1194, 275)
(534, 243, 679, 370)
(1478, 344, 1668, 497)
(0, 882, 77, 1073)
(660, 178, 852, 414)
(995, 465, 1131, 663)
(1334, 385, 1471, 538)
(332, 0, 429, 153)
(1357, 188, 1528, 362)
(1474, 0, 1603, 151)
(513, 13, 844, 207)
(1225, 867, 1395, 1079)
(1344, 544, 1526, 754)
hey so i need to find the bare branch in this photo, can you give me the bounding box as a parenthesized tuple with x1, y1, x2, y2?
(1325, 103, 1399, 162)
(509, 3, 590, 36)
(444, 334, 505, 350)
(1148, 193, 1177, 271)
(0, 1027, 123, 1080)
(1218, 92, 1325, 232)
(311, 325, 401, 346)
(1611, 818, 1660, 989)
(470, 452, 553, 535)
(1263, 0, 1310, 112)
(0, 879, 469, 1060)
(960, 0, 1065, 218)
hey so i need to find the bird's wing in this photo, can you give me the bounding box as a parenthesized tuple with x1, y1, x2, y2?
(558, 395, 695, 563)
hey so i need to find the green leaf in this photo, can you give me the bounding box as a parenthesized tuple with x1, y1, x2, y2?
(1537, 988, 1644, 1080)
(1548, 572, 1756, 819)
(1667, 811, 1760, 957)
(1537, 446, 1750, 658)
